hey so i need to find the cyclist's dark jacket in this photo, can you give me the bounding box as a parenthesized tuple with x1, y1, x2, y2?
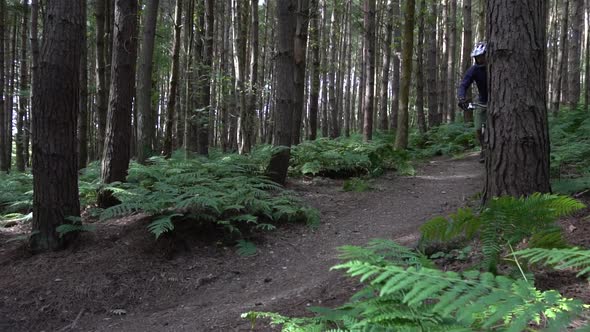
(458, 64, 487, 104)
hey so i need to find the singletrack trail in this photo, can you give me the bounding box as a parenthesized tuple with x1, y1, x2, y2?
(0, 155, 482, 332)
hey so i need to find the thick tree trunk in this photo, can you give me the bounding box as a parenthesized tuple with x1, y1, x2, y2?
(16, 2, 28, 172)
(394, 0, 415, 149)
(0, 0, 5, 173)
(462, 0, 473, 123)
(95, 0, 108, 159)
(163, 0, 182, 158)
(308, 0, 320, 140)
(31, 0, 83, 252)
(483, 0, 550, 202)
(426, 0, 439, 127)
(136, 0, 159, 163)
(99, 0, 138, 208)
(29, 0, 39, 167)
(78, 0, 88, 169)
(362, 0, 376, 141)
(292, 0, 309, 144)
(266, 0, 296, 185)
(416, 0, 427, 133)
(378, 0, 394, 131)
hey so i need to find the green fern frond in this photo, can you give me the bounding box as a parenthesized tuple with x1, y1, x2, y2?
(513, 247, 590, 279)
(147, 214, 180, 239)
(332, 261, 584, 330)
(56, 223, 96, 237)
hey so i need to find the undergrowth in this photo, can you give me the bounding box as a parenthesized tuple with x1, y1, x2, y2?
(98, 154, 319, 238)
(550, 107, 590, 194)
(409, 122, 477, 158)
(290, 133, 414, 178)
(244, 195, 590, 331)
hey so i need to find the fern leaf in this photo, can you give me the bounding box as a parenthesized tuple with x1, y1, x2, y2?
(147, 214, 180, 239)
(513, 247, 590, 278)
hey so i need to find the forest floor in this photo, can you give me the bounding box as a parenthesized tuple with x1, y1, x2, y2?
(0, 154, 587, 332)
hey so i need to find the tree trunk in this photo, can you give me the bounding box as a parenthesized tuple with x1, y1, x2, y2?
(462, 0, 473, 123)
(197, 0, 214, 155)
(30, 0, 83, 252)
(426, 0, 439, 127)
(328, 0, 341, 138)
(78, 0, 88, 169)
(0, 0, 5, 173)
(99, 0, 138, 208)
(308, 0, 320, 140)
(416, 0, 427, 133)
(95, 0, 108, 159)
(378, 0, 394, 131)
(483, 0, 550, 202)
(15, 2, 28, 172)
(447, 0, 458, 122)
(163, 0, 182, 158)
(390, 0, 400, 130)
(266, 0, 296, 185)
(136, 0, 159, 163)
(568, 0, 584, 108)
(586, 0, 590, 112)
(344, 1, 353, 137)
(477, 0, 485, 41)
(551, 0, 569, 114)
(236, 0, 250, 153)
(394, 0, 415, 149)
(29, 0, 39, 168)
(362, 0, 376, 141)
(292, 0, 309, 144)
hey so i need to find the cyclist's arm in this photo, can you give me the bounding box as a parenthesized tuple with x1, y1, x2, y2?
(458, 66, 475, 101)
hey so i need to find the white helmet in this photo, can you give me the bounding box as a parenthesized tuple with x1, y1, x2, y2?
(471, 42, 486, 57)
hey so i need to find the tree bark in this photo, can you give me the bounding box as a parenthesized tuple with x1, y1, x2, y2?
(447, 0, 458, 122)
(378, 0, 394, 131)
(197, 0, 214, 155)
(483, 0, 550, 202)
(426, 0, 439, 127)
(362, 0, 376, 141)
(0, 0, 5, 173)
(462, 0, 473, 123)
(236, 0, 250, 153)
(95, 0, 108, 159)
(99, 0, 138, 208)
(292, 0, 309, 144)
(31, 0, 83, 252)
(308, 0, 320, 140)
(328, 0, 341, 138)
(78, 0, 89, 169)
(416, 0, 427, 133)
(394, 0, 415, 149)
(16, 2, 28, 172)
(136, 0, 159, 163)
(551, 0, 569, 114)
(266, 0, 296, 185)
(390, 0, 400, 130)
(163, 0, 182, 158)
(568, 0, 583, 108)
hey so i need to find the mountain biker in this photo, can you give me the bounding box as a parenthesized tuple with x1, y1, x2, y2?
(458, 41, 488, 163)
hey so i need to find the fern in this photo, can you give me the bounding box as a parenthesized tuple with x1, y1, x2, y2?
(147, 214, 180, 239)
(513, 247, 590, 279)
(236, 240, 257, 256)
(420, 194, 585, 272)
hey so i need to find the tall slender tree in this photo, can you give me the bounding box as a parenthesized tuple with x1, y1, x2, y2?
(30, 0, 83, 252)
(15, 1, 28, 172)
(378, 0, 394, 131)
(394, 0, 416, 149)
(308, 0, 320, 140)
(483, 0, 550, 202)
(95, 0, 108, 158)
(362, 0, 376, 141)
(462, 0, 473, 123)
(568, 0, 584, 108)
(78, 0, 89, 169)
(163, 0, 182, 157)
(266, 0, 296, 185)
(136, 0, 160, 163)
(99, 0, 139, 207)
(416, 0, 427, 133)
(198, 0, 214, 155)
(0, 0, 5, 173)
(426, 0, 439, 127)
(390, 0, 400, 130)
(292, 0, 309, 144)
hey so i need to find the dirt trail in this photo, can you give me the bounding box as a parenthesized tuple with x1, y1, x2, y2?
(0, 155, 482, 332)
